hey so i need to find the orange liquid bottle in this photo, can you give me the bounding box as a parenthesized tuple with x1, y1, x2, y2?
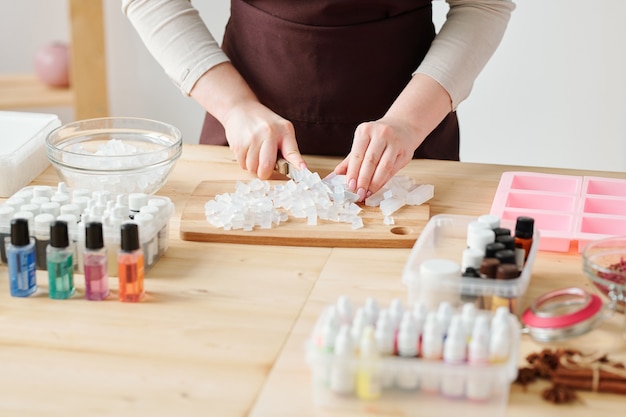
(118, 222, 144, 302)
(514, 216, 534, 269)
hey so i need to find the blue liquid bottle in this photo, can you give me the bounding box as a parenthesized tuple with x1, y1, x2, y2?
(47, 220, 75, 299)
(7, 218, 37, 297)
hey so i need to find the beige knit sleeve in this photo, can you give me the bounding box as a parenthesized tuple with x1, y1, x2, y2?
(122, 0, 230, 95)
(415, 0, 516, 109)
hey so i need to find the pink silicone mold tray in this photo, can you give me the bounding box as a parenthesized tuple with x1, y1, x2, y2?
(490, 172, 626, 252)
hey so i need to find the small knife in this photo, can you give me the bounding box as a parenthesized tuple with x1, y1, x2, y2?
(275, 157, 293, 179)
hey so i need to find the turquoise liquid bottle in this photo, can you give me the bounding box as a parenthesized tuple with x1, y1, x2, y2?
(47, 220, 75, 299)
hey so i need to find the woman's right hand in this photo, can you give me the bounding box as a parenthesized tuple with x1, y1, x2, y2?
(222, 101, 306, 179)
(191, 63, 306, 179)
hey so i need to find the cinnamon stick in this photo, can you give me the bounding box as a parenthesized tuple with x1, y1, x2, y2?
(551, 376, 626, 395)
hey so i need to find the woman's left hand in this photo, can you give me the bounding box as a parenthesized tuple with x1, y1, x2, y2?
(333, 117, 419, 201)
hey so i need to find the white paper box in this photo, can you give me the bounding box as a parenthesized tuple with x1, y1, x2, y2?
(0, 111, 61, 197)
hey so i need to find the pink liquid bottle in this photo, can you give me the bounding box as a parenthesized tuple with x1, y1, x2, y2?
(83, 221, 109, 300)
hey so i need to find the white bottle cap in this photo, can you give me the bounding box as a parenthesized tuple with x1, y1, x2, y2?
(488, 325, 511, 362)
(461, 247, 485, 271)
(468, 323, 490, 363)
(374, 310, 394, 355)
(350, 307, 367, 346)
(437, 301, 454, 333)
(40, 201, 61, 217)
(461, 303, 477, 336)
(20, 203, 40, 216)
(128, 193, 148, 212)
(478, 214, 501, 229)
(397, 311, 419, 357)
(51, 193, 70, 205)
(467, 227, 496, 254)
(317, 306, 339, 349)
(0, 205, 16, 222)
(388, 298, 404, 329)
(443, 315, 467, 363)
(336, 295, 353, 325)
(334, 324, 354, 357)
(60, 204, 81, 218)
(33, 185, 53, 199)
(420, 258, 462, 281)
(34, 213, 55, 234)
(363, 297, 379, 325)
(421, 312, 443, 359)
(467, 220, 491, 235)
(412, 301, 428, 331)
(359, 326, 379, 359)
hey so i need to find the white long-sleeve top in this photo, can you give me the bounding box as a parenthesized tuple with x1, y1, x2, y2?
(122, 0, 515, 109)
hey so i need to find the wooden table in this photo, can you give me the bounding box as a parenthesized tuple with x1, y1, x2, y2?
(1, 145, 624, 417)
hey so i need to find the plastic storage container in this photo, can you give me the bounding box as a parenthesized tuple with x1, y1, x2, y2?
(402, 214, 540, 316)
(0, 111, 61, 197)
(0, 184, 173, 274)
(490, 171, 626, 252)
(305, 298, 521, 417)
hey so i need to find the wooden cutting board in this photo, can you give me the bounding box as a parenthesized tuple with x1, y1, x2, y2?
(179, 180, 430, 248)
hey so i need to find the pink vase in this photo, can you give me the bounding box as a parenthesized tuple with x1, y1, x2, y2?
(34, 42, 70, 88)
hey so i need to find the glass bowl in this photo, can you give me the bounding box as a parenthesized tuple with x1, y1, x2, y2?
(46, 117, 182, 195)
(582, 236, 626, 313)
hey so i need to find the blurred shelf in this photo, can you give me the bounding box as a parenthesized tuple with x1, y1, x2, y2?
(0, 73, 74, 110)
(0, 0, 108, 119)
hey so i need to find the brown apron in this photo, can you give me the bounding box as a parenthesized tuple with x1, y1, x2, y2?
(200, 0, 459, 160)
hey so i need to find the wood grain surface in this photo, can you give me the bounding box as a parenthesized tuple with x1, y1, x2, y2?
(180, 180, 430, 248)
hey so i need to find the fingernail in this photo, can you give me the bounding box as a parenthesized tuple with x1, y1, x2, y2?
(300, 162, 308, 170)
(348, 178, 356, 192)
(357, 188, 366, 201)
(366, 190, 373, 198)
(323, 172, 336, 181)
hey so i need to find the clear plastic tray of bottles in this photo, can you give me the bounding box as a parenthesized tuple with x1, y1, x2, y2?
(402, 214, 540, 316)
(0, 183, 174, 276)
(305, 297, 521, 417)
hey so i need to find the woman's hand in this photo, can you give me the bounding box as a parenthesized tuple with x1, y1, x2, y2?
(222, 101, 306, 179)
(334, 118, 419, 201)
(191, 62, 306, 179)
(333, 73, 453, 201)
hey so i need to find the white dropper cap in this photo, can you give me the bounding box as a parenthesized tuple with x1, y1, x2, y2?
(421, 312, 443, 360)
(443, 315, 467, 363)
(437, 301, 454, 334)
(412, 301, 428, 333)
(363, 297, 379, 326)
(359, 326, 379, 359)
(488, 325, 511, 363)
(320, 306, 339, 352)
(397, 311, 419, 357)
(461, 303, 478, 338)
(388, 297, 404, 329)
(334, 324, 355, 357)
(336, 295, 353, 325)
(468, 318, 490, 364)
(374, 310, 394, 355)
(350, 307, 367, 346)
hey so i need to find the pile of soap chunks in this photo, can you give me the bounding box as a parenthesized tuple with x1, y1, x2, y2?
(204, 168, 434, 231)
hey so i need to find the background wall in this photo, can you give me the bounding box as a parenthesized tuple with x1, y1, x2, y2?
(1, 0, 625, 172)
